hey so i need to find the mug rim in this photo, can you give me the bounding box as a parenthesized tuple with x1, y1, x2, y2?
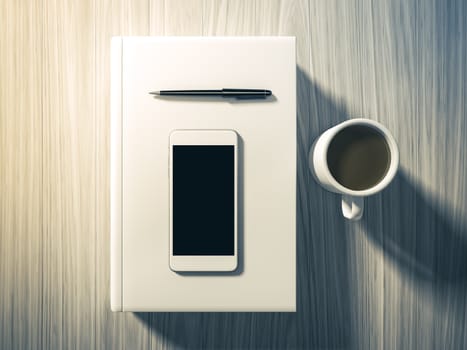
(321, 118, 399, 196)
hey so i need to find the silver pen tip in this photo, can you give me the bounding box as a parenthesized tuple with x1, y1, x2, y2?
(149, 91, 160, 95)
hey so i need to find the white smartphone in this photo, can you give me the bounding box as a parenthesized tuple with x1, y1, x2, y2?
(169, 130, 238, 272)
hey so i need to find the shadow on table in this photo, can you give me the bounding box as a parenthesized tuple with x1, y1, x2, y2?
(135, 66, 351, 349)
(363, 171, 467, 292)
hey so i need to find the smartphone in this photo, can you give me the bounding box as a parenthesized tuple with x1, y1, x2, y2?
(169, 130, 238, 272)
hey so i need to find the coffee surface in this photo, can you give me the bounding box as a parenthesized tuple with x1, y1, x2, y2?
(327, 125, 390, 191)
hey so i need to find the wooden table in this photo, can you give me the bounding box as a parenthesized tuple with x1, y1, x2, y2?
(1, 1, 466, 349)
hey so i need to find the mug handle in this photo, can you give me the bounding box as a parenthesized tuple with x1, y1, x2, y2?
(342, 195, 364, 220)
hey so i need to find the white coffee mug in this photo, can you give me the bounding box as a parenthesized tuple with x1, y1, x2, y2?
(308, 118, 399, 220)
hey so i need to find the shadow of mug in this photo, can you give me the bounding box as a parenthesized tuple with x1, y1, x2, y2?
(363, 171, 467, 289)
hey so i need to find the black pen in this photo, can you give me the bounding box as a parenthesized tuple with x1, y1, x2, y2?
(149, 88, 272, 99)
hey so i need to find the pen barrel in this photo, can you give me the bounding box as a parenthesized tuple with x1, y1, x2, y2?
(156, 89, 272, 98)
(222, 89, 270, 98)
(160, 90, 220, 96)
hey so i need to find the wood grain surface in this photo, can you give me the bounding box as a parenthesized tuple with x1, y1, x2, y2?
(1, 0, 467, 349)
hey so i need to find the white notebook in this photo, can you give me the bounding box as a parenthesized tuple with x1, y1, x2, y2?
(111, 37, 296, 311)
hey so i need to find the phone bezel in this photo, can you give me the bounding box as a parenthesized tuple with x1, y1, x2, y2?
(169, 129, 238, 272)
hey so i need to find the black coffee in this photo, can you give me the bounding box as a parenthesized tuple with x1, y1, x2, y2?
(327, 125, 390, 191)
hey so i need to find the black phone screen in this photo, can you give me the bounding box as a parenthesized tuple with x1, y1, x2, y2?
(172, 145, 234, 255)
